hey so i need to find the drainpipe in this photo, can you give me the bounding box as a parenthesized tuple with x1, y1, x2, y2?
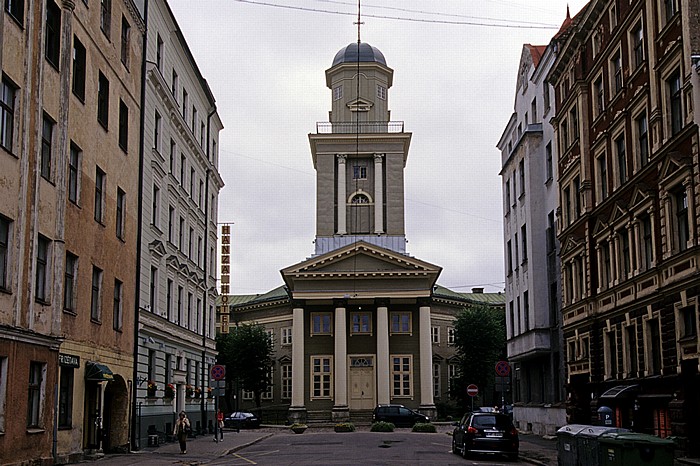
(131, 0, 149, 451)
(201, 105, 216, 432)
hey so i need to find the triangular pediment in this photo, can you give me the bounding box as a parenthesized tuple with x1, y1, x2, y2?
(660, 152, 692, 182)
(608, 202, 629, 225)
(347, 98, 373, 112)
(561, 235, 583, 255)
(630, 183, 654, 209)
(592, 217, 610, 237)
(149, 240, 167, 258)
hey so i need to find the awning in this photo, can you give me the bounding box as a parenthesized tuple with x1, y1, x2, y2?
(600, 384, 638, 399)
(85, 362, 114, 381)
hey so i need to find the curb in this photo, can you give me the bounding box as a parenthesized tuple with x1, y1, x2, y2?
(223, 433, 274, 455)
(519, 455, 549, 466)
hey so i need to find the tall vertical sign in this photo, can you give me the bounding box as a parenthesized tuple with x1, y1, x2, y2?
(220, 224, 232, 295)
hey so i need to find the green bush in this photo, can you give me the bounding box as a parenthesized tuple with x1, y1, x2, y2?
(412, 423, 436, 433)
(334, 422, 356, 432)
(370, 421, 395, 432)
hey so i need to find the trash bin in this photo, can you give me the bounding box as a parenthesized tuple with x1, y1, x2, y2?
(556, 424, 588, 466)
(577, 426, 628, 466)
(599, 432, 675, 466)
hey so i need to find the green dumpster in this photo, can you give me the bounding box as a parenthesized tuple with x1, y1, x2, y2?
(556, 424, 588, 466)
(599, 432, 675, 466)
(577, 426, 628, 466)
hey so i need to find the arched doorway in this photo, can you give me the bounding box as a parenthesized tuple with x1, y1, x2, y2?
(348, 193, 371, 234)
(102, 375, 129, 452)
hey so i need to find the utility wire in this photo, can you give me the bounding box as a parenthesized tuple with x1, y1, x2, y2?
(232, 0, 560, 29)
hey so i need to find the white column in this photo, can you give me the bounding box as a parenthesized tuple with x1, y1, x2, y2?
(418, 304, 434, 407)
(291, 305, 305, 408)
(334, 302, 348, 408)
(337, 155, 347, 235)
(376, 303, 390, 405)
(374, 154, 384, 234)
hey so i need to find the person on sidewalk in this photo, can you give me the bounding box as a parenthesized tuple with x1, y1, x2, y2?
(174, 411, 191, 454)
(215, 409, 224, 442)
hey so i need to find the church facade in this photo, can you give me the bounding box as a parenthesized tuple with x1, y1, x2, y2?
(218, 42, 504, 423)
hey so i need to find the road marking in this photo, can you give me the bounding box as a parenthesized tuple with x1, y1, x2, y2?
(231, 453, 257, 465)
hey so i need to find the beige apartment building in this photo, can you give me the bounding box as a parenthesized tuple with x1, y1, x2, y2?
(0, 1, 143, 464)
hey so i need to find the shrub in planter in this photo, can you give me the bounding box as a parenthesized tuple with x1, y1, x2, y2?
(412, 423, 437, 433)
(163, 383, 175, 399)
(370, 421, 395, 432)
(334, 422, 355, 432)
(290, 423, 308, 434)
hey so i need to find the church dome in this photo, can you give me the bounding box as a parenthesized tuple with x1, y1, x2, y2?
(332, 42, 387, 67)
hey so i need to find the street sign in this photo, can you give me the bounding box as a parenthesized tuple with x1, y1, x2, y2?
(495, 360, 511, 377)
(467, 384, 478, 397)
(211, 364, 226, 381)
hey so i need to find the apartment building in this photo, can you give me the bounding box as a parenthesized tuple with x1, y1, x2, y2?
(0, 0, 143, 463)
(548, 0, 699, 456)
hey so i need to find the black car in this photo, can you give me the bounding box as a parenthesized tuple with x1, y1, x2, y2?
(452, 412, 519, 461)
(372, 404, 430, 427)
(224, 411, 260, 429)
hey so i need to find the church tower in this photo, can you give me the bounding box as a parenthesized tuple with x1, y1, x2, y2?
(309, 42, 412, 256)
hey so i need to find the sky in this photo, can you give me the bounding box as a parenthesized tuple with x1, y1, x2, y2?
(167, 0, 589, 296)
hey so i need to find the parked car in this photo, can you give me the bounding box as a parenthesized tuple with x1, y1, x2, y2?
(372, 404, 430, 427)
(452, 412, 519, 461)
(224, 411, 260, 429)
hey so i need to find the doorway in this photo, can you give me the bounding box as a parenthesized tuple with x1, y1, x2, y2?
(349, 356, 375, 410)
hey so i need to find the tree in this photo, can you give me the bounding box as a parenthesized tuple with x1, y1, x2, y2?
(216, 323, 273, 415)
(452, 304, 506, 410)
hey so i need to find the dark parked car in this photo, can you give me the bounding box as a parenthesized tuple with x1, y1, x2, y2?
(452, 412, 519, 461)
(224, 411, 260, 429)
(372, 404, 430, 427)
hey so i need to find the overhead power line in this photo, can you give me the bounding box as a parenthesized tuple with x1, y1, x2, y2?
(232, 0, 560, 29)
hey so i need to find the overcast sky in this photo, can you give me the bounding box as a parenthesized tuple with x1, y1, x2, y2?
(167, 0, 588, 295)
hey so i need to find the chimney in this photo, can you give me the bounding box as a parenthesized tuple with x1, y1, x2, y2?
(472, 287, 484, 294)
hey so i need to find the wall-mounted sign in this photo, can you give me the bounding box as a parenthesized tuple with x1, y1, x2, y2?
(59, 353, 80, 368)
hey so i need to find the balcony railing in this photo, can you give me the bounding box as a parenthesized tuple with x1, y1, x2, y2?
(316, 121, 405, 134)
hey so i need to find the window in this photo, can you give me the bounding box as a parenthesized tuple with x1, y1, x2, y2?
(27, 362, 45, 428)
(390, 311, 411, 334)
(353, 165, 367, 179)
(100, 0, 111, 38)
(116, 188, 125, 239)
(118, 100, 128, 151)
(36, 236, 49, 302)
(351, 312, 371, 334)
(518, 159, 525, 196)
(71, 36, 87, 102)
(674, 187, 689, 251)
(611, 51, 623, 93)
(601, 240, 612, 289)
(187, 292, 192, 329)
(594, 75, 604, 117)
(609, 2, 617, 29)
(561, 118, 569, 150)
(377, 85, 386, 100)
(68, 144, 81, 204)
(188, 226, 193, 258)
(547, 211, 556, 254)
(632, 22, 644, 69)
(151, 185, 159, 226)
(282, 327, 292, 345)
(531, 98, 537, 123)
(574, 176, 582, 218)
(97, 72, 109, 128)
(178, 216, 184, 250)
(171, 70, 178, 98)
(113, 279, 122, 330)
(605, 329, 618, 379)
(504, 180, 510, 210)
(391, 355, 412, 397)
(624, 325, 638, 376)
(333, 85, 342, 101)
(311, 313, 332, 335)
(166, 279, 173, 320)
(570, 105, 579, 141)
(621, 228, 631, 279)
(664, 0, 677, 24)
(156, 34, 163, 72)
(180, 153, 186, 185)
(94, 167, 105, 223)
(597, 153, 608, 201)
(0, 77, 16, 153)
(191, 107, 197, 132)
(545, 142, 553, 181)
(189, 168, 195, 196)
(63, 252, 78, 313)
(169, 139, 175, 173)
(311, 356, 332, 398)
(281, 364, 292, 399)
(668, 70, 682, 135)
(638, 215, 653, 271)
(147, 349, 156, 381)
(431, 326, 439, 344)
(200, 122, 205, 147)
(120, 16, 130, 67)
(198, 180, 203, 208)
(149, 267, 156, 312)
(521, 224, 528, 263)
(637, 111, 649, 168)
(40, 114, 53, 180)
(45, 0, 61, 68)
(447, 327, 455, 345)
(433, 363, 441, 398)
(523, 290, 530, 330)
(167, 206, 174, 242)
(5, 0, 24, 24)
(164, 354, 172, 383)
(182, 89, 188, 120)
(0, 216, 10, 291)
(261, 368, 273, 400)
(91, 266, 102, 321)
(543, 84, 550, 112)
(58, 367, 74, 428)
(506, 240, 513, 275)
(615, 134, 627, 185)
(646, 318, 662, 375)
(680, 305, 697, 339)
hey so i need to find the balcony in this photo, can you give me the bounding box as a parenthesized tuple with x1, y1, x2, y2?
(316, 121, 405, 134)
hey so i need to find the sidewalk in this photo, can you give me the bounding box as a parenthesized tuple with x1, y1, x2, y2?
(518, 433, 558, 465)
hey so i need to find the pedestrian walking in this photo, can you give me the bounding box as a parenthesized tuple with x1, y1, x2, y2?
(216, 409, 224, 441)
(174, 411, 190, 454)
